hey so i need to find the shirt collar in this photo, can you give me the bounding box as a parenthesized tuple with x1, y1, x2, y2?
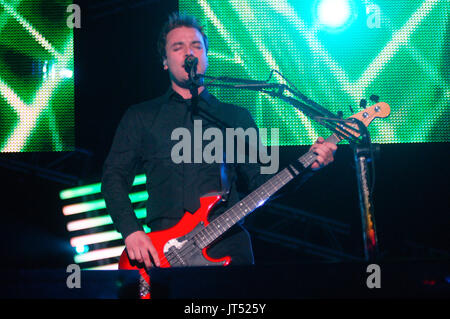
(164, 87, 215, 106)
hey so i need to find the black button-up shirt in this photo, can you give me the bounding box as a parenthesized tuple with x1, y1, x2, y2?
(101, 88, 275, 240)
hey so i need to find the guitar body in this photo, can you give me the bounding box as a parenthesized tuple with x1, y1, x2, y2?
(118, 194, 231, 298)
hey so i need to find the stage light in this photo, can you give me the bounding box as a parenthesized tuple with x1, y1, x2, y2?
(0, 1, 75, 153)
(66, 208, 146, 232)
(60, 68, 73, 79)
(59, 174, 146, 200)
(74, 246, 125, 264)
(62, 190, 148, 216)
(315, 0, 353, 29)
(71, 231, 122, 247)
(61, 178, 149, 269)
(75, 245, 89, 254)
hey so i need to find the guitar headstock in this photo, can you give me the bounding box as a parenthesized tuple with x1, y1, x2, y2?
(349, 102, 391, 128)
(330, 102, 390, 143)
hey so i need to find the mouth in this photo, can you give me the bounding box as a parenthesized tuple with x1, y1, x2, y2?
(183, 64, 194, 74)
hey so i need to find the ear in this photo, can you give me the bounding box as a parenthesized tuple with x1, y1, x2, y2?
(163, 58, 168, 70)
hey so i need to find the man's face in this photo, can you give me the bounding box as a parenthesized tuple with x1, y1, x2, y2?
(163, 26, 208, 88)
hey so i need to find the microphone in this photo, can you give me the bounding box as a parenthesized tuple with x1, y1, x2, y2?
(184, 55, 201, 86)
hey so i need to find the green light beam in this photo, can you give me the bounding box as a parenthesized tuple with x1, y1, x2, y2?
(361, 0, 449, 94)
(0, 0, 21, 33)
(197, 0, 246, 67)
(66, 208, 147, 232)
(196, 0, 304, 143)
(60, 174, 147, 200)
(1, 36, 73, 152)
(62, 190, 148, 216)
(356, 0, 440, 90)
(228, 0, 318, 143)
(265, 0, 361, 104)
(0, 0, 61, 59)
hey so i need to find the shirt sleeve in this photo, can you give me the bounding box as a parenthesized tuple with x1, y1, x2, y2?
(101, 106, 144, 240)
(234, 107, 314, 199)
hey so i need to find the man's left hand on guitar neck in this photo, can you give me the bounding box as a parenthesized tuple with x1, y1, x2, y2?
(309, 137, 337, 171)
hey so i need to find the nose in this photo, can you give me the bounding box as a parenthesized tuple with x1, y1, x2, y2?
(185, 47, 195, 56)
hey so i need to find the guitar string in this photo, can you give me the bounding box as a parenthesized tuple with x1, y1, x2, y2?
(171, 167, 295, 264)
(138, 140, 348, 280)
(164, 144, 349, 266)
(145, 150, 320, 268)
(139, 119, 370, 273)
(142, 130, 369, 273)
(161, 125, 375, 267)
(140, 176, 285, 269)
(143, 148, 333, 270)
(146, 155, 310, 267)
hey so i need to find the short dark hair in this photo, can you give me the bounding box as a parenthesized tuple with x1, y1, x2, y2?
(157, 12, 208, 62)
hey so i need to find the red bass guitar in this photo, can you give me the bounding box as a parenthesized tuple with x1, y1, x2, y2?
(119, 102, 390, 298)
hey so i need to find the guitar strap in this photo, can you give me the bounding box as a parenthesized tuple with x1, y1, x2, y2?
(220, 161, 231, 203)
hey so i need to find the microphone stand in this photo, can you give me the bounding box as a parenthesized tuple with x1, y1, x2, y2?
(198, 72, 379, 262)
(188, 69, 200, 116)
(350, 120, 379, 262)
(187, 72, 240, 130)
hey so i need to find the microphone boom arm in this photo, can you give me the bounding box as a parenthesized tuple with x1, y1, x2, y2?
(200, 74, 362, 144)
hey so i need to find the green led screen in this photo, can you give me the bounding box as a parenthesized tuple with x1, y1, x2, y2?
(180, 0, 449, 145)
(0, 0, 74, 152)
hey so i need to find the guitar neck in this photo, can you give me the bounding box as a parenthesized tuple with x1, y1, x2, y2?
(194, 133, 341, 249)
(300, 133, 341, 167)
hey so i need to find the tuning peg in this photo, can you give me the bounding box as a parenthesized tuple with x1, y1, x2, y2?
(349, 105, 355, 114)
(370, 95, 380, 103)
(359, 99, 367, 109)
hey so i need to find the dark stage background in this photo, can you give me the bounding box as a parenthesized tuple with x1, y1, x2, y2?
(0, 0, 448, 272)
